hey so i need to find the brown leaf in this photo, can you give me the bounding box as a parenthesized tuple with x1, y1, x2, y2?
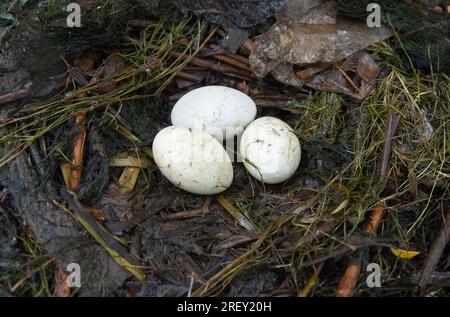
(73, 50, 101, 73)
(99, 184, 134, 221)
(95, 52, 123, 94)
(53, 266, 71, 297)
(118, 167, 141, 194)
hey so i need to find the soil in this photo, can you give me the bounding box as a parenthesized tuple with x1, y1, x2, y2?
(0, 0, 448, 297)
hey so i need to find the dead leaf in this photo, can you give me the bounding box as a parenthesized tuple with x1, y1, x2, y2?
(298, 262, 323, 297)
(53, 266, 71, 297)
(390, 247, 420, 260)
(110, 152, 151, 168)
(99, 184, 134, 221)
(73, 50, 101, 73)
(118, 167, 141, 194)
(95, 52, 123, 94)
(331, 199, 349, 215)
(60, 163, 72, 189)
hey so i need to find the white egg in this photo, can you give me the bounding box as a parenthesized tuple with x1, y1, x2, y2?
(240, 117, 301, 184)
(171, 86, 257, 141)
(152, 126, 233, 195)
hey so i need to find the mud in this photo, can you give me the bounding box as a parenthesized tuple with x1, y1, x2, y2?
(181, 0, 288, 29)
(0, 0, 448, 298)
(0, 154, 130, 296)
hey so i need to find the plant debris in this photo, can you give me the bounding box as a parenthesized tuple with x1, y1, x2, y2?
(0, 0, 449, 298)
(249, 1, 392, 97)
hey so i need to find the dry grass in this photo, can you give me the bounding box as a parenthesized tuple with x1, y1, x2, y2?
(191, 42, 449, 296)
(0, 19, 213, 168)
(0, 20, 448, 296)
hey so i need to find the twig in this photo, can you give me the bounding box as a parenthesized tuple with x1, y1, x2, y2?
(0, 83, 32, 105)
(208, 53, 251, 72)
(161, 47, 251, 80)
(70, 51, 101, 190)
(336, 260, 361, 297)
(334, 64, 359, 92)
(126, 37, 252, 80)
(71, 107, 87, 190)
(380, 110, 401, 181)
(161, 209, 205, 221)
(252, 95, 303, 114)
(218, 235, 257, 250)
(209, 44, 250, 65)
(365, 202, 387, 235)
(417, 201, 450, 291)
(428, 271, 450, 287)
(176, 71, 203, 83)
(206, 44, 251, 71)
(162, 198, 211, 221)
